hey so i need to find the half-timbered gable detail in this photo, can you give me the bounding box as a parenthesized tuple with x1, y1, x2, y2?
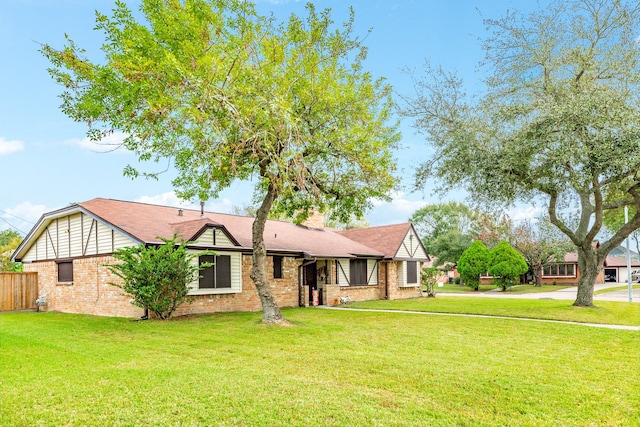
(18, 210, 137, 262)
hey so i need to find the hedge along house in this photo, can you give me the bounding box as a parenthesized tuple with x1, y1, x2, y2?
(12, 198, 429, 318)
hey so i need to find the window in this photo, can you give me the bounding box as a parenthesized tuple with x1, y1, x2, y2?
(57, 260, 73, 282)
(543, 263, 576, 277)
(349, 259, 368, 285)
(199, 255, 232, 289)
(406, 261, 418, 284)
(273, 256, 283, 279)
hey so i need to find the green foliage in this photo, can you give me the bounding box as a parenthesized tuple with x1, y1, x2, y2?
(457, 240, 490, 290)
(40, 0, 398, 223)
(41, 0, 399, 321)
(409, 202, 478, 266)
(0, 230, 22, 272)
(106, 235, 208, 319)
(399, 0, 640, 306)
(488, 240, 529, 291)
(421, 267, 439, 297)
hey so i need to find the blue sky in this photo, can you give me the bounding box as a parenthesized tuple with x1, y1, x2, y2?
(0, 0, 544, 235)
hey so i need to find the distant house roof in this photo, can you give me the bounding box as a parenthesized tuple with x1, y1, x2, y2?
(604, 256, 640, 268)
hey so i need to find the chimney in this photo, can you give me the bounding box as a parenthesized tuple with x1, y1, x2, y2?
(302, 209, 325, 229)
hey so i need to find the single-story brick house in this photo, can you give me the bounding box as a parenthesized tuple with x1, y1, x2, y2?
(12, 198, 429, 317)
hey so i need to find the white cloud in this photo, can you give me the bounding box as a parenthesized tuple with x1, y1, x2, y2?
(135, 192, 194, 208)
(506, 205, 544, 223)
(369, 191, 428, 225)
(1, 201, 51, 235)
(0, 137, 24, 155)
(65, 131, 128, 153)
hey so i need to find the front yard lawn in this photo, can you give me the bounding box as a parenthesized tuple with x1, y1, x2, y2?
(350, 296, 640, 326)
(1, 308, 639, 426)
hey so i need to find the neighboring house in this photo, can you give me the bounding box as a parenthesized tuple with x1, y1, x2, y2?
(479, 251, 640, 286)
(11, 198, 429, 317)
(602, 256, 640, 283)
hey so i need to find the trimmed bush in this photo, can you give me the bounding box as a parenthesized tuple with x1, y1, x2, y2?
(488, 240, 528, 291)
(457, 240, 490, 290)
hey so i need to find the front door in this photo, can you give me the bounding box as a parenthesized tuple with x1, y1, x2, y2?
(304, 262, 320, 305)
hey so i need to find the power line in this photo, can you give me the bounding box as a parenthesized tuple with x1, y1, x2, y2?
(0, 208, 32, 224)
(0, 216, 28, 235)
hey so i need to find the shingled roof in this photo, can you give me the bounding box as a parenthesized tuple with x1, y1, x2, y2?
(79, 198, 384, 259)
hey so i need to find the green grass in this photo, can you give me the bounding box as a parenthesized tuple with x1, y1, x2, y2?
(595, 284, 640, 295)
(497, 284, 574, 294)
(433, 283, 572, 294)
(350, 296, 640, 326)
(1, 309, 639, 426)
(432, 282, 498, 292)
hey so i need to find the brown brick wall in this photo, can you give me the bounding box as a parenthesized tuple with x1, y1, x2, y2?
(25, 254, 302, 318)
(325, 261, 421, 305)
(23, 256, 142, 318)
(175, 255, 300, 316)
(386, 261, 422, 300)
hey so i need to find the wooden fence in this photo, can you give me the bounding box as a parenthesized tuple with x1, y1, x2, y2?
(0, 272, 38, 311)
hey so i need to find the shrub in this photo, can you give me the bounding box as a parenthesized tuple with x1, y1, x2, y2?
(421, 267, 439, 297)
(107, 235, 211, 319)
(457, 240, 490, 290)
(488, 241, 528, 291)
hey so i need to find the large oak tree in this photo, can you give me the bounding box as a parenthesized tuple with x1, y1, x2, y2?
(399, 0, 640, 306)
(42, 0, 399, 323)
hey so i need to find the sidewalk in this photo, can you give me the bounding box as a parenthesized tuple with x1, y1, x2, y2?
(436, 282, 640, 303)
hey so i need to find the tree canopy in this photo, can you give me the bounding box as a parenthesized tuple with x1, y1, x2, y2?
(409, 202, 479, 266)
(0, 230, 23, 272)
(399, 0, 640, 306)
(42, 0, 399, 322)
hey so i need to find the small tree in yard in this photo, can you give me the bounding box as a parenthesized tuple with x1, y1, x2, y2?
(488, 241, 529, 291)
(457, 240, 490, 291)
(107, 236, 208, 320)
(421, 267, 439, 297)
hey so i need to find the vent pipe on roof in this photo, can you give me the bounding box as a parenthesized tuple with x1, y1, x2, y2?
(200, 201, 205, 218)
(178, 209, 183, 216)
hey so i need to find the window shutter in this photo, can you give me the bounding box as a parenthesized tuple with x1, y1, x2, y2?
(199, 255, 215, 288)
(407, 261, 418, 284)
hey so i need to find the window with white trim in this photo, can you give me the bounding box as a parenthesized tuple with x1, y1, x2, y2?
(543, 263, 576, 277)
(199, 255, 232, 289)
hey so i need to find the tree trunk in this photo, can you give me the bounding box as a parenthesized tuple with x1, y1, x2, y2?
(534, 267, 542, 287)
(250, 182, 287, 324)
(573, 247, 599, 307)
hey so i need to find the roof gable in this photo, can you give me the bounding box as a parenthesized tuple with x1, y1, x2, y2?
(337, 223, 430, 261)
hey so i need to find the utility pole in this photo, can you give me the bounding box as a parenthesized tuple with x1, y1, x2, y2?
(625, 206, 632, 302)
